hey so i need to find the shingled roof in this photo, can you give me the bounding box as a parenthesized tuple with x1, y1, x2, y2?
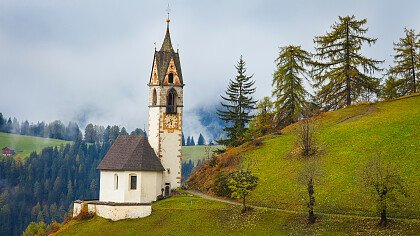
(97, 136, 164, 171)
(150, 24, 183, 85)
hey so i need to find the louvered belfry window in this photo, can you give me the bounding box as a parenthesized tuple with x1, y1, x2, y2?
(166, 89, 177, 114)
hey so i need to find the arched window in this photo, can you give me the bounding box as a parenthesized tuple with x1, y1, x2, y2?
(152, 89, 157, 106)
(166, 89, 177, 114)
(114, 174, 118, 190)
(129, 174, 137, 190)
(168, 73, 174, 84)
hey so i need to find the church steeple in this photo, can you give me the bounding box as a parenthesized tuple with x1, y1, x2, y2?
(160, 23, 174, 52)
(160, 9, 174, 52)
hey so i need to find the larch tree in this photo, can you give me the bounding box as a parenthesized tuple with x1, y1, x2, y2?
(217, 56, 257, 147)
(387, 28, 419, 95)
(273, 45, 312, 125)
(313, 15, 383, 110)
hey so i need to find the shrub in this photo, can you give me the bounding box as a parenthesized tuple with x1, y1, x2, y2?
(213, 172, 232, 197)
(75, 205, 94, 220)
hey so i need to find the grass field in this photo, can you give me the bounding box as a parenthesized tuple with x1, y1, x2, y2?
(0, 132, 71, 159)
(182, 145, 223, 164)
(190, 94, 420, 219)
(55, 195, 420, 235)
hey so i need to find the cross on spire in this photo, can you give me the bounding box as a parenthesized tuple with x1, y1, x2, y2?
(166, 4, 171, 24)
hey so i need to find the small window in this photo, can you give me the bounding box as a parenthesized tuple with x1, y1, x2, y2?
(130, 175, 137, 190)
(152, 89, 157, 106)
(167, 168, 171, 174)
(168, 73, 174, 84)
(114, 174, 119, 190)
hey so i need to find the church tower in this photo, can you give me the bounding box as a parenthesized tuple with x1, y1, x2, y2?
(148, 16, 184, 191)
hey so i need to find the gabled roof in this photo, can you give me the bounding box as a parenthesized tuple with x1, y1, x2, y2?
(97, 136, 164, 171)
(153, 50, 183, 84)
(2, 147, 14, 151)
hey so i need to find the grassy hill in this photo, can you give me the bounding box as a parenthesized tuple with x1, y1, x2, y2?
(54, 94, 420, 235)
(55, 195, 420, 235)
(182, 145, 223, 164)
(0, 132, 71, 159)
(189, 94, 420, 219)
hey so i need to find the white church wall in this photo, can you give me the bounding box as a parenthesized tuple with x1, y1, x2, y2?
(140, 171, 163, 202)
(99, 171, 125, 203)
(100, 170, 162, 204)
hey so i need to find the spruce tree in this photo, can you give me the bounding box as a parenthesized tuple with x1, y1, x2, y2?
(190, 136, 196, 146)
(186, 136, 191, 146)
(272, 45, 312, 125)
(197, 133, 205, 145)
(313, 15, 382, 110)
(387, 28, 419, 95)
(217, 56, 257, 147)
(182, 132, 186, 146)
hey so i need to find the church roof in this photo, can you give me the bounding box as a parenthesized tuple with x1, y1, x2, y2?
(150, 22, 183, 85)
(97, 136, 165, 172)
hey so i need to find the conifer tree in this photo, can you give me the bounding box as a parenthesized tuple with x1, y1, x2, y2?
(217, 56, 257, 147)
(186, 136, 191, 146)
(387, 28, 419, 95)
(273, 45, 312, 125)
(197, 133, 205, 145)
(182, 132, 186, 146)
(190, 136, 196, 146)
(313, 15, 382, 110)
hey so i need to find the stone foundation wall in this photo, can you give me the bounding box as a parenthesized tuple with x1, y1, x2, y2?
(73, 200, 152, 221)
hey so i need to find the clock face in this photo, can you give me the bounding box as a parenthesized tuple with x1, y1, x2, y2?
(163, 114, 178, 131)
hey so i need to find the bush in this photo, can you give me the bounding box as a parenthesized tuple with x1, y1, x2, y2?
(209, 155, 218, 167)
(75, 205, 94, 220)
(213, 172, 232, 197)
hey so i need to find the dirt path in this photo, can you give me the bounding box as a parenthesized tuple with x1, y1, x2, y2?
(338, 104, 375, 124)
(186, 190, 420, 222)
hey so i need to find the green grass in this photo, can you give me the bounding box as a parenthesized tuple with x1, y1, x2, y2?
(56, 196, 420, 235)
(0, 132, 71, 159)
(245, 94, 420, 218)
(182, 145, 223, 164)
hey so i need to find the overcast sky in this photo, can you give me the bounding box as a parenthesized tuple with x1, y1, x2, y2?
(1, 0, 419, 139)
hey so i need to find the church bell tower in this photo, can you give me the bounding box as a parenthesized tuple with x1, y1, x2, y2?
(148, 16, 184, 190)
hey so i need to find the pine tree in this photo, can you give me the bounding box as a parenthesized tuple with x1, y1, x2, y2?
(182, 132, 185, 146)
(190, 136, 196, 146)
(381, 76, 405, 100)
(197, 133, 205, 145)
(273, 45, 312, 125)
(217, 56, 257, 147)
(186, 136, 191, 146)
(387, 28, 419, 95)
(313, 15, 382, 110)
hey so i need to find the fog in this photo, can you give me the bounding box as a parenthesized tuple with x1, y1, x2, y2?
(1, 0, 419, 141)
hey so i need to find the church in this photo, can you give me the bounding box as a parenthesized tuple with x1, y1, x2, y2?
(73, 16, 184, 221)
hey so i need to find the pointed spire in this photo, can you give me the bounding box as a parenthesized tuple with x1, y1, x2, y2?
(160, 23, 174, 52)
(160, 4, 174, 52)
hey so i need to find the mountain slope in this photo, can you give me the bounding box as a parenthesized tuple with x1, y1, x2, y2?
(0, 132, 71, 159)
(189, 94, 420, 219)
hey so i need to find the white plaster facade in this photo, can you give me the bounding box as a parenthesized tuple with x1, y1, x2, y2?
(148, 85, 183, 190)
(99, 170, 163, 204)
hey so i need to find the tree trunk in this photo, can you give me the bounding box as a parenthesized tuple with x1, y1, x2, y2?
(380, 208, 387, 227)
(242, 197, 246, 213)
(308, 209, 315, 224)
(345, 21, 351, 106)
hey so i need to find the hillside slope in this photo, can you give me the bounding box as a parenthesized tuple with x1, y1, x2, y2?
(189, 94, 420, 219)
(0, 132, 71, 159)
(55, 195, 420, 235)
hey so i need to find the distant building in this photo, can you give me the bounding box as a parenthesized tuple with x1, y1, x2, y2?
(2, 147, 15, 156)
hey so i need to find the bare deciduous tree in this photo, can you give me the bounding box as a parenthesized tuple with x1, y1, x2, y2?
(362, 154, 408, 227)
